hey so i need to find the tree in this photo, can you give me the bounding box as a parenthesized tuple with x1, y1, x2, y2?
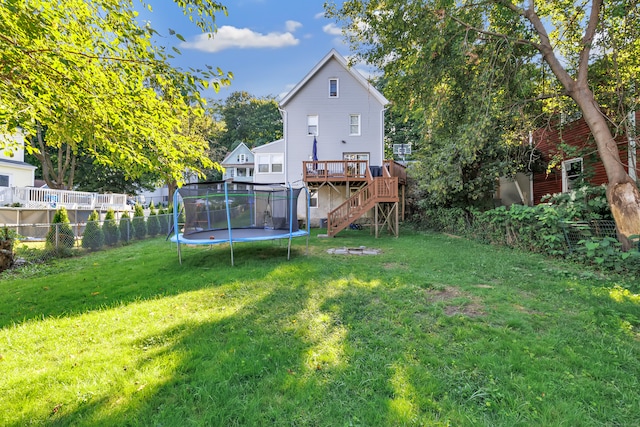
(103, 209, 120, 246)
(0, 0, 231, 189)
(119, 211, 132, 244)
(328, 0, 640, 244)
(82, 210, 104, 250)
(46, 207, 75, 254)
(132, 204, 147, 240)
(215, 91, 283, 151)
(147, 202, 160, 237)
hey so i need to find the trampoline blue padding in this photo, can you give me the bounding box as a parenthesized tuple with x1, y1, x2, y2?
(171, 228, 309, 245)
(171, 181, 310, 265)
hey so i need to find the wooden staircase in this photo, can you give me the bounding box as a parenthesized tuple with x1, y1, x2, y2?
(326, 174, 399, 237)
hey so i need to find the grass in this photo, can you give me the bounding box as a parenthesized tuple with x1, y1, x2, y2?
(1, 228, 639, 426)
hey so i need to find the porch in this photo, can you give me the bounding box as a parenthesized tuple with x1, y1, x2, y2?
(0, 186, 129, 211)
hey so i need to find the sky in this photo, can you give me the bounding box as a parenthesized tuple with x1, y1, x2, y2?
(141, 0, 357, 102)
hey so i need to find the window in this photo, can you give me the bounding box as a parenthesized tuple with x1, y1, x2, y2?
(256, 154, 283, 174)
(237, 153, 247, 163)
(307, 115, 318, 136)
(329, 78, 339, 97)
(237, 168, 246, 177)
(343, 153, 369, 176)
(309, 190, 318, 208)
(562, 158, 583, 192)
(349, 114, 361, 136)
(0, 175, 9, 187)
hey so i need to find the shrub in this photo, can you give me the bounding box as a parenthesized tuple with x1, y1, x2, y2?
(46, 207, 75, 254)
(103, 209, 120, 246)
(82, 210, 104, 250)
(0, 226, 16, 272)
(158, 208, 170, 236)
(147, 202, 160, 237)
(132, 204, 147, 240)
(119, 211, 132, 244)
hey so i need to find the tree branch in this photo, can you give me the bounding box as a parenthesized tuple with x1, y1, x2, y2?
(577, 0, 602, 86)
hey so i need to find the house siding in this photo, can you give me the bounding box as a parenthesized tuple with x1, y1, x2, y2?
(282, 58, 386, 185)
(532, 113, 638, 204)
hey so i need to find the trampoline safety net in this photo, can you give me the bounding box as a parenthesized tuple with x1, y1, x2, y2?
(177, 182, 302, 236)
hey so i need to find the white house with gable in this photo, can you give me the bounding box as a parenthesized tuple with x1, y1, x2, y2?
(252, 49, 405, 233)
(0, 132, 36, 189)
(221, 142, 255, 182)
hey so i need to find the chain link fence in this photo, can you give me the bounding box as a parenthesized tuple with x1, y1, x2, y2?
(1, 214, 174, 270)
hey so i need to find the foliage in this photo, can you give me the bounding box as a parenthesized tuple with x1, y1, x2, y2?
(103, 209, 120, 246)
(132, 204, 147, 240)
(214, 91, 283, 151)
(119, 211, 132, 244)
(412, 184, 640, 274)
(45, 207, 75, 254)
(326, 0, 640, 225)
(158, 208, 170, 236)
(147, 202, 160, 237)
(0, 0, 231, 189)
(81, 210, 104, 250)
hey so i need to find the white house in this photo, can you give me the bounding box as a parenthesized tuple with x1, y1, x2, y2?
(253, 49, 404, 232)
(0, 132, 36, 188)
(221, 142, 255, 182)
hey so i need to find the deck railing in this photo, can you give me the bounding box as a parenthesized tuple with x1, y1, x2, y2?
(327, 176, 398, 236)
(383, 160, 407, 184)
(303, 160, 371, 182)
(3, 187, 129, 210)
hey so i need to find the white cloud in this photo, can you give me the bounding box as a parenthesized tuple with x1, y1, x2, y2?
(314, 11, 326, 19)
(285, 20, 302, 32)
(323, 23, 342, 36)
(182, 25, 299, 53)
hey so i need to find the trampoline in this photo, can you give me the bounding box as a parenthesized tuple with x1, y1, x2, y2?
(170, 181, 310, 265)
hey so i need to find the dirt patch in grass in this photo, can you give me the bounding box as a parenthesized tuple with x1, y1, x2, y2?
(426, 286, 485, 318)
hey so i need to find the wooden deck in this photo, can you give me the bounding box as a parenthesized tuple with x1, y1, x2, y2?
(302, 160, 406, 184)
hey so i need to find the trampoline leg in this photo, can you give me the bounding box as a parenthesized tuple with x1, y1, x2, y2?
(287, 238, 292, 260)
(178, 242, 182, 265)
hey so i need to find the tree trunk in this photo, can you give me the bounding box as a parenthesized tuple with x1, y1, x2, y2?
(573, 88, 640, 249)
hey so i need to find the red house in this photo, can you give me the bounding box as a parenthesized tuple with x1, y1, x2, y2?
(531, 112, 638, 204)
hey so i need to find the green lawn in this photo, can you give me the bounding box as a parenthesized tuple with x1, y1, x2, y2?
(1, 229, 639, 426)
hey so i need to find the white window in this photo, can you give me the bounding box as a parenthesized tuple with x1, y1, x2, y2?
(237, 153, 247, 163)
(237, 168, 246, 177)
(349, 114, 361, 136)
(307, 115, 318, 136)
(562, 158, 583, 192)
(309, 190, 318, 208)
(0, 174, 9, 187)
(329, 78, 339, 97)
(256, 154, 283, 174)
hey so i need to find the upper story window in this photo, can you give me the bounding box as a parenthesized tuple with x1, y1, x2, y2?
(256, 154, 283, 174)
(0, 175, 9, 187)
(349, 114, 361, 136)
(562, 158, 583, 192)
(329, 78, 339, 97)
(237, 153, 247, 163)
(307, 115, 318, 136)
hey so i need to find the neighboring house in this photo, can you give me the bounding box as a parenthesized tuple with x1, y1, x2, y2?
(221, 142, 255, 182)
(531, 113, 638, 204)
(498, 112, 639, 206)
(0, 132, 36, 188)
(253, 49, 406, 233)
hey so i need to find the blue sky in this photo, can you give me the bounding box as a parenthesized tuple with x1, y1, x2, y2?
(142, 1, 353, 101)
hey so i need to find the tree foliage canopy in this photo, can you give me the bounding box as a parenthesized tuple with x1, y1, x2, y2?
(0, 0, 232, 188)
(327, 0, 640, 212)
(214, 91, 283, 151)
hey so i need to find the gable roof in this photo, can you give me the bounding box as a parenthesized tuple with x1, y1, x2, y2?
(221, 142, 253, 165)
(279, 49, 388, 107)
(252, 139, 284, 153)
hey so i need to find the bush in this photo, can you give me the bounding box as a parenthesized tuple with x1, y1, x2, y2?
(0, 226, 16, 272)
(103, 209, 120, 246)
(158, 208, 170, 236)
(119, 211, 132, 244)
(147, 202, 160, 237)
(82, 210, 104, 250)
(132, 204, 147, 240)
(46, 207, 75, 254)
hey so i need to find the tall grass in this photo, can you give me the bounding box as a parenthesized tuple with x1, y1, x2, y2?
(1, 228, 638, 426)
